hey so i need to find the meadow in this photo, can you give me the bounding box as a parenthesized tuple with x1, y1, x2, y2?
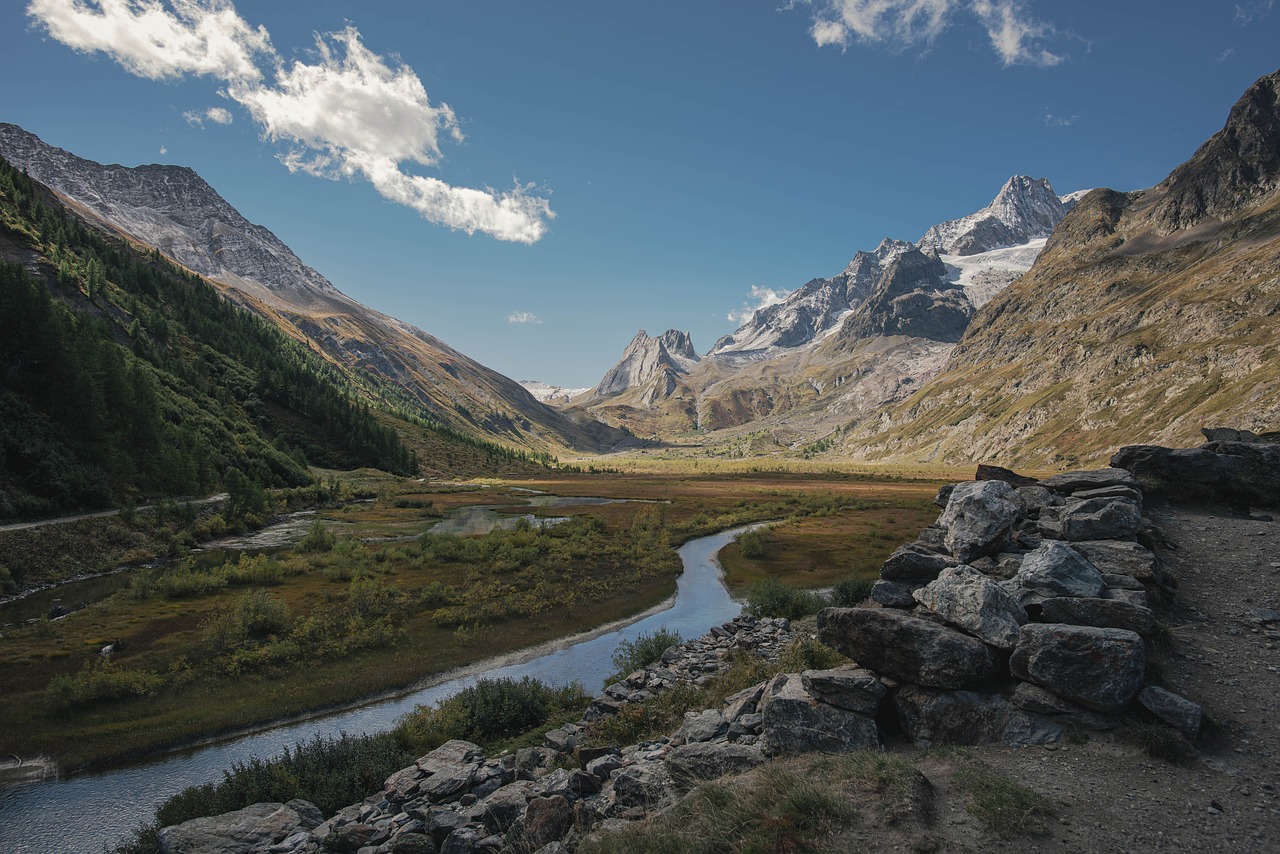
(0, 467, 947, 770)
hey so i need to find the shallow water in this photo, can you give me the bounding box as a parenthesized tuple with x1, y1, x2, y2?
(0, 524, 753, 854)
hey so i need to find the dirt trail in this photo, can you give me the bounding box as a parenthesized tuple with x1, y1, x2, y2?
(0, 493, 228, 533)
(966, 505, 1280, 852)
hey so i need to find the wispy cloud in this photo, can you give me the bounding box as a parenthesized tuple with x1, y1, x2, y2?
(1042, 109, 1078, 127)
(795, 0, 1064, 67)
(159, 145, 167, 155)
(1235, 1, 1275, 25)
(507, 310, 541, 325)
(183, 105, 233, 127)
(727, 285, 791, 326)
(27, 0, 554, 244)
(1217, 47, 1236, 62)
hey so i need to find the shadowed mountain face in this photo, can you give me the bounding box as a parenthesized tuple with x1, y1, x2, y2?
(0, 124, 620, 452)
(835, 68, 1280, 466)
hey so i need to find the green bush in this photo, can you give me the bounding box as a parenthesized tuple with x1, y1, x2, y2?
(606, 627, 682, 686)
(396, 677, 588, 754)
(48, 660, 163, 706)
(297, 518, 336, 553)
(735, 527, 771, 559)
(204, 589, 292, 655)
(829, 577, 875, 607)
(0, 563, 16, 593)
(744, 577, 824, 620)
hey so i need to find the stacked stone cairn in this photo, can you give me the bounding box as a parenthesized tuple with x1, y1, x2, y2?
(158, 466, 1204, 854)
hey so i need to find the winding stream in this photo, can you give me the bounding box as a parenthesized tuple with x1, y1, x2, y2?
(0, 524, 753, 853)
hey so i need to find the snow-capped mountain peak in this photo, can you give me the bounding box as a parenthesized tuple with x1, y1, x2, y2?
(917, 175, 1076, 257)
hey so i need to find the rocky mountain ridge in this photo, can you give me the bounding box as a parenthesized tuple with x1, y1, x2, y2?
(834, 67, 1280, 466)
(0, 123, 619, 453)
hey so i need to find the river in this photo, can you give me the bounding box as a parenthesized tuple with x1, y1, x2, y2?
(0, 524, 754, 853)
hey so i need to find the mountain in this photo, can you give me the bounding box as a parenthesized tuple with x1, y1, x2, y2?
(518, 381, 590, 404)
(917, 175, 1077, 256)
(575, 176, 1080, 439)
(835, 68, 1280, 466)
(0, 124, 620, 453)
(592, 329, 700, 403)
(0, 155, 420, 521)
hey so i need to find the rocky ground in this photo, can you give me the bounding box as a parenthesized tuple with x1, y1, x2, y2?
(965, 505, 1280, 853)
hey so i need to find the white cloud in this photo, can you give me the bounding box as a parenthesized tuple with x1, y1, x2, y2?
(1217, 48, 1235, 62)
(507, 310, 541, 325)
(727, 285, 791, 325)
(159, 145, 167, 155)
(183, 105, 233, 127)
(1042, 109, 1078, 127)
(800, 0, 1063, 66)
(971, 1, 1061, 66)
(27, 1, 553, 243)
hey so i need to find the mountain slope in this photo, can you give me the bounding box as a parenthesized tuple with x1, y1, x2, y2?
(837, 68, 1280, 466)
(0, 155, 420, 521)
(0, 124, 619, 453)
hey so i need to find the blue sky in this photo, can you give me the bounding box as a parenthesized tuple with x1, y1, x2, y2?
(4, 2, 1279, 387)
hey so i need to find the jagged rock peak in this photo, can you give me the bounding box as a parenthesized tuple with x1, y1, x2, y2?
(835, 248, 973, 346)
(592, 329, 698, 399)
(0, 122, 340, 301)
(918, 176, 1075, 257)
(1150, 67, 1280, 234)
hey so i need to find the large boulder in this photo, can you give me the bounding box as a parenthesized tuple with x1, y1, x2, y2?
(1010, 624, 1145, 712)
(1058, 497, 1144, 541)
(158, 802, 305, 854)
(673, 709, 727, 744)
(665, 741, 766, 785)
(912, 565, 1028, 649)
(1069, 540, 1157, 581)
(759, 673, 881, 755)
(611, 761, 675, 810)
(817, 608, 998, 689)
(938, 480, 1022, 562)
(1006, 541, 1105, 605)
(800, 667, 887, 715)
(1037, 596, 1155, 634)
(1113, 441, 1280, 511)
(894, 685, 1062, 748)
(880, 542, 958, 582)
(1039, 468, 1138, 494)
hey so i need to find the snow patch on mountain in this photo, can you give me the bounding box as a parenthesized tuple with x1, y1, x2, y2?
(520, 381, 590, 404)
(941, 239, 1047, 308)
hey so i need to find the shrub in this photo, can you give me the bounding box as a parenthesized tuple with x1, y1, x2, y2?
(0, 564, 15, 594)
(204, 589, 292, 655)
(396, 677, 589, 754)
(606, 627, 682, 686)
(744, 577, 824, 620)
(297, 518, 336, 553)
(48, 660, 163, 706)
(735, 527, 771, 559)
(829, 577, 875, 607)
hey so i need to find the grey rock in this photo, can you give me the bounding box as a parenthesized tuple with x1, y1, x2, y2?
(759, 673, 881, 755)
(1038, 596, 1156, 634)
(1059, 497, 1144, 541)
(387, 834, 437, 854)
(439, 827, 485, 854)
(801, 666, 887, 715)
(1016, 485, 1058, 517)
(416, 741, 484, 776)
(1011, 682, 1083, 716)
(1007, 541, 1105, 605)
(939, 480, 1023, 562)
(513, 747, 554, 775)
(1010, 624, 1145, 712)
(477, 782, 532, 834)
(1138, 686, 1203, 736)
(324, 823, 379, 853)
(568, 770, 601, 797)
(934, 485, 955, 508)
(385, 766, 424, 802)
(534, 769, 574, 801)
(1039, 468, 1138, 494)
(880, 543, 958, 582)
(1113, 442, 1280, 511)
(285, 799, 324, 831)
(913, 564, 1027, 649)
(817, 607, 998, 688)
(585, 755, 623, 779)
(574, 746, 619, 770)
(541, 728, 581, 753)
(1072, 485, 1143, 502)
(895, 685, 1062, 748)
(519, 795, 574, 849)
(158, 802, 305, 854)
(1248, 607, 1280, 625)
(871, 579, 919, 607)
(665, 741, 766, 785)
(1101, 572, 1146, 591)
(610, 761, 674, 810)
(721, 683, 764, 721)
(673, 709, 727, 744)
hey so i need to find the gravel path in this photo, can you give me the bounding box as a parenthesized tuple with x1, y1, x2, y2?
(970, 505, 1280, 852)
